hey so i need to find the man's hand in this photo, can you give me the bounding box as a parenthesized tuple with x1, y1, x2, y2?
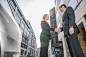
(69, 27, 74, 35)
(54, 28, 60, 32)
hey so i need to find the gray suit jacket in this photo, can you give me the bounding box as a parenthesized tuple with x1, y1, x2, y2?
(41, 20, 55, 36)
(60, 6, 80, 36)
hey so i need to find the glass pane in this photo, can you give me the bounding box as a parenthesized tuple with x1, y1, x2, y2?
(24, 51, 27, 55)
(77, 0, 81, 3)
(25, 27, 27, 32)
(20, 27, 23, 33)
(68, 0, 78, 10)
(21, 19, 25, 29)
(59, 0, 65, 6)
(21, 22, 24, 29)
(25, 40, 27, 44)
(17, 9, 22, 18)
(65, 37, 71, 57)
(10, 0, 16, 9)
(15, 14, 20, 24)
(21, 50, 24, 55)
(27, 33, 29, 37)
(24, 32, 27, 37)
(22, 36, 25, 43)
(21, 43, 24, 48)
(24, 44, 25, 48)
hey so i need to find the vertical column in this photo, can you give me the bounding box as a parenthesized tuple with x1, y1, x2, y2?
(62, 35, 68, 57)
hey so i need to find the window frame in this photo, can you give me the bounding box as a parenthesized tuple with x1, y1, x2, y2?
(67, 0, 82, 11)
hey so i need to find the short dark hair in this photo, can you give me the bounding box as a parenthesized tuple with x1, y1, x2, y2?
(59, 4, 67, 8)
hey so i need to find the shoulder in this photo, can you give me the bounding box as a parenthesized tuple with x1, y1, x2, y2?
(67, 6, 73, 10)
(66, 6, 74, 13)
(41, 20, 47, 23)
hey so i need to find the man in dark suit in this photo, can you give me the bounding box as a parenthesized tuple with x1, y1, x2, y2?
(58, 4, 84, 57)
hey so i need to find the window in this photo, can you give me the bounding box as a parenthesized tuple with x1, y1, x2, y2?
(16, 9, 22, 19)
(59, 0, 65, 6)
(17, 9, 22, 17)
(21, 43, 24, 48)
(25, 40, 28, 44)
(28, 29, 30, 32)
(21, 49, 24, 55)
(27, 31, 29, 37)
(24, 44, 26, 48)
(27, 33, 28, 37)
(24, 51, 27, 55)
(77, 0, 82, 3)
(10, 0, 16, 9)
(65, 38, 71, 56)
(11, 0, 16, 7)
(25, 24, 28, 32)
(21, 22, 24, 29)
(25, 45, 27, 49)
(21, 19, 25, 29)
(15, 14, 20, 24)
(20, 27, 23, 33)
(25, 27, 27, 32)
(23, 44, 27, 49)
(24, 32, 27, 38)
(22, 36, 25, 43)
(10, 4, 15, 13)
(68, 0, 82, 10)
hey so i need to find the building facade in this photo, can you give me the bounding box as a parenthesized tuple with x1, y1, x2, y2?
(37, 48, 40, 57)
(3, 0, 37, 57)
(0, 0, 21, 57)
(49, 7, 63, 57)
(54, 0, 86, 57)
(27, 21, 37, 57)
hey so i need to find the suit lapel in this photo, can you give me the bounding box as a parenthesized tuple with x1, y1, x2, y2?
(41, 21, 49, 26)
(62, 8, 67, 22)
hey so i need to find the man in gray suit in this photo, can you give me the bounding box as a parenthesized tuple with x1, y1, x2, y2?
(57, 4, 84, 57)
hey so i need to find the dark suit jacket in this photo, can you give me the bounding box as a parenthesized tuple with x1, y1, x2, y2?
(41, 20, 55, 36)
(60, 6, 80, 36)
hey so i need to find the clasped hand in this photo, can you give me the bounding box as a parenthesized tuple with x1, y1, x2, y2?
(54, 27, 74, 35)
(54, 28, 60, 32)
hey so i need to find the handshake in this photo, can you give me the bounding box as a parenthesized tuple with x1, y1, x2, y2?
(54, 28, 60, 32)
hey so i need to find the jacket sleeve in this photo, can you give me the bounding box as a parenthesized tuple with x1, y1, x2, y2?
(67, 7, 75, 28)
(41, 22, 55, 31)
(60, 27, 63, 32)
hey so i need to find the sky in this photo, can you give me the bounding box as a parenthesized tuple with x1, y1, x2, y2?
(16, 0, 55, 48)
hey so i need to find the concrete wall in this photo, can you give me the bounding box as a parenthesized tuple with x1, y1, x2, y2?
(75, 0, 86, 23)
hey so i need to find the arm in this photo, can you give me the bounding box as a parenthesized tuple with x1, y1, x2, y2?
(67, 7, 75, 35)
(50, 27, 55, 31)
(60, 27, 63, 32)
(67, 7, 75, 28)
(41, 22, 55, 31)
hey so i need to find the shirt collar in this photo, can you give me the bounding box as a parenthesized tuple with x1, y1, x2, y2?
(42, 20, 47, 22)
(63, 9, 66, 13)
(42, 20, 48, 23)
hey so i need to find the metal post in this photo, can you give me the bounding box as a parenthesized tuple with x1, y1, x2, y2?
(62, 36, 68, 57)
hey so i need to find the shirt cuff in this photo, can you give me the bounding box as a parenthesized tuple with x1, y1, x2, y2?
(69, 26, 73, 28)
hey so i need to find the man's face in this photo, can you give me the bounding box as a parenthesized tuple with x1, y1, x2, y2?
(59, 6, 65, 12)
